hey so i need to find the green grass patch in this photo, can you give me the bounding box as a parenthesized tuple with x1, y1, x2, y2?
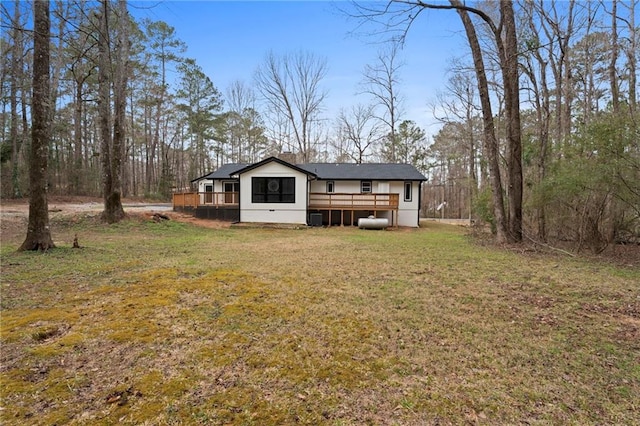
(1, 218, 638, 424)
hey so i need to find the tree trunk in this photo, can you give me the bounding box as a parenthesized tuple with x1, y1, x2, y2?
(98, 0, 117, 222)
(500, 0, 523, 242)
(101, 0, 127, 223)
(19, 0, 55, 251)
(10, 1, 23, 198)
(72, 73, 84, 194)
(609, 0, 620, 114)
(626, 1, 637, 112)
(560, 2, 575, 145)
(453, 2, 509, 242)
(535, 58, 551, 242)
(129, 91, 137, 196)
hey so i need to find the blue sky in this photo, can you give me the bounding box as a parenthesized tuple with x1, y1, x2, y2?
(130, 1, 468, 137)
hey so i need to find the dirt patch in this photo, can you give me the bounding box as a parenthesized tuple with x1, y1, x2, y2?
(167, 212, 232, 229)
(0, 198, 231, 244)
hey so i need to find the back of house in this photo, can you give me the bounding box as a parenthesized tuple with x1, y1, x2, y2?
(175, 156, 427, 227)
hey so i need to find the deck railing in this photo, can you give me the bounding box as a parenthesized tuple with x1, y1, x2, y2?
(172, 192, 239, 209)
(173, 191, 399, 210)
(308, 193, 399, 210)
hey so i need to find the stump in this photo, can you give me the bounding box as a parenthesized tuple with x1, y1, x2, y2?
(152, 213, 170, 222)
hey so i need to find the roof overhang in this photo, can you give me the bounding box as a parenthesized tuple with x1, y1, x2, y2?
(231, 156, 318, 179)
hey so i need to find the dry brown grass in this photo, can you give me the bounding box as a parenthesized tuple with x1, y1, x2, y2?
(1, 216, 639, 425)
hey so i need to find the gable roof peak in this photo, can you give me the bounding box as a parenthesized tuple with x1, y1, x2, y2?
(233, 156, 317, 177)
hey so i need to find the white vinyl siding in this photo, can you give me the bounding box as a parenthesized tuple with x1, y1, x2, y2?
(391, 181, 421, 227)
(239, 161, 308, 224)
(326, 181, 335, 193)
(309, 179, 421, 227)
(404, 181, 412, 202)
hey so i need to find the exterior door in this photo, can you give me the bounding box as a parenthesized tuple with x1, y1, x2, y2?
(224, 182, 239, 204)
(204, 184, 213, 204)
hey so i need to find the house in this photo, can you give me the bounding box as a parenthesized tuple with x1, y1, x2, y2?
(173, 156, 427, 227)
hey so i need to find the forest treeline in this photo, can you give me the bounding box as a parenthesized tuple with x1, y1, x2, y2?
(1, 0, 638, 252)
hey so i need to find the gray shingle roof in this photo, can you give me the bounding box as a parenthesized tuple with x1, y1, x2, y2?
(233, 157, 317, 177)
(299, 163, 427, 181)
(191, 163, 248, 182)
(192, 160, 427, 182)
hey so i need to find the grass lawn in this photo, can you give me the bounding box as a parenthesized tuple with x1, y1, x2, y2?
(1, 215, 638, 425)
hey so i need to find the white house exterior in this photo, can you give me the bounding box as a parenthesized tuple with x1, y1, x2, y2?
(235, 159, 314, 225)
(194, 163, 244, 206)
(178, 156, 427, 227)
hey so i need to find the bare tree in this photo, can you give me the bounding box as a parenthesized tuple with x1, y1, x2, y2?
(606, 0, 620, 114)
(19, 0, 55, 251)
(534, 0, 580, 145)
(9, 1, 25, 198)
(226, 79, 256, 115)
(254, 50, 328, 162)
(360, 43, 404, 162)
(520, 0, 553, 241)
(351, 0, 522, 242)
(619, 0, 637, 111)
(452, 2, 509, 242)
(499, 0, 524, 243)
(225, 80, 266, 163)
(335, 104, 382, 163)
(432, 65, 481, 221)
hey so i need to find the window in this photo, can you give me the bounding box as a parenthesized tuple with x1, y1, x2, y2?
(252, 177, 295, 203)
(361, 181, 372, 193)
(326, 181, 335, 193)
(404, 181, 412, 202)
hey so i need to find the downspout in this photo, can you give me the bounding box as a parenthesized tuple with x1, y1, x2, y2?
(418, 180, 424, 227)
(233, 173, 241, 224)
(236, 177, 241, 223)
(306, 174, 316, 225)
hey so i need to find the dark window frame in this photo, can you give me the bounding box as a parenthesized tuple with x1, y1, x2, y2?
(404, 181, 412, 202)
(361, 180, 372, 193)
(223, 181, 239, 193)
(326, 180, 335, 193)
(251, 177, 296, 203)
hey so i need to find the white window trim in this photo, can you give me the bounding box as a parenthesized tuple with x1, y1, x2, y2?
(404, 181, 412, 202)
(326, 180, 335, 193)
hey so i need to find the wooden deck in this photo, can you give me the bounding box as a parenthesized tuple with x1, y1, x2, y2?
(308, 193, 399, 227)
(308, 193, 399, 210)
(172, 191, 399, 226)
(173, 192, 399, 210)
(172, 192, 238, 209)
